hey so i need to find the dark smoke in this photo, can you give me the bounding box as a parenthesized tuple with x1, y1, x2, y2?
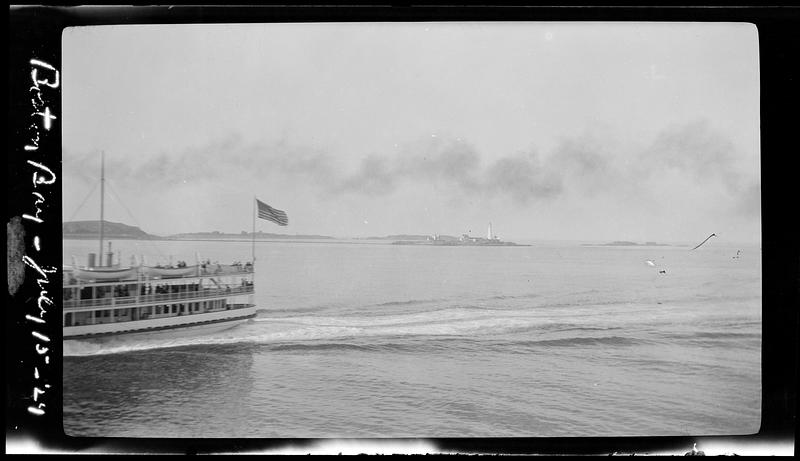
(64, 119, 758, 217)
(640, 119, 747, 193)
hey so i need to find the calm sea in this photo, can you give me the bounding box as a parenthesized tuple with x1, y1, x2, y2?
(62, 239, 761, 438)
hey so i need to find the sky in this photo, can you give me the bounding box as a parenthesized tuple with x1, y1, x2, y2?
(62, 22, 760, 243)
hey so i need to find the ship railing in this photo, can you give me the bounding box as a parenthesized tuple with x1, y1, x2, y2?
(198, 264, 253, 276)
(63, 285, 254, 310)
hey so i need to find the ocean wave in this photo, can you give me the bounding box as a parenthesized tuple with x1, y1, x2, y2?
(507, 335, 642, 348)
(654, 330, 762, 342)
(268, 342, 379, 353)
(373, 298, 447, 308)
(261, 340, 453, 353)
(690, 331, 761, 339)
(483, 293, 542, 301)
(257, 334, 643, 354)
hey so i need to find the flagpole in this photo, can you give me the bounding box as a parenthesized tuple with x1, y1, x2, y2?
(252, 196, 256, 266)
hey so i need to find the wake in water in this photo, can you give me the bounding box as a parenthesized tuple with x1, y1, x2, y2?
(64, 299, 657, 357)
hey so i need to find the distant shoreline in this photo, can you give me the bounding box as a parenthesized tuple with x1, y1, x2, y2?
(63, 235, 396, 245)
(582, 241, 674, 247)
(392, 240, 530, 247)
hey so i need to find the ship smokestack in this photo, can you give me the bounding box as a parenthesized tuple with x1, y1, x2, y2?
(488, 222, 493, 240)
(88, 253, 96, 268)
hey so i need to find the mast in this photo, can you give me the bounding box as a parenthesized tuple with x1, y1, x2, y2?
(252, 196, 256, 266)
(99, 151, 105, 267)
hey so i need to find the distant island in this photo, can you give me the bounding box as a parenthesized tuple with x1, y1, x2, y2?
(166, 231, 335, 241)
(364, 234, 460, 241)
(392, 233, 528, 247)
(583, 241, 672, 247)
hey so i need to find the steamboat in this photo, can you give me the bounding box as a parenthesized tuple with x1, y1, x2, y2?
(62, 258, 256, 340)
(63, 153, 258, 340)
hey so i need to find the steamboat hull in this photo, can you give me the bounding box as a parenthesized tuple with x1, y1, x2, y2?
(64, 305, 257, 340)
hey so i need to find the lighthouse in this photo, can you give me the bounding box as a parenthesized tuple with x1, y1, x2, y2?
(487, 222, 493, 240)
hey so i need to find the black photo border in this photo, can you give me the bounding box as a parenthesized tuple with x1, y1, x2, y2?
(7, 4, 797, 455)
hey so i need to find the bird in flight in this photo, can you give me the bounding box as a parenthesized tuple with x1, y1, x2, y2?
(691, 233, 717, 251)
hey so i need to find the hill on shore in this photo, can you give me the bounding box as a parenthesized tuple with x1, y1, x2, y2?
(63, 220, 157, 239)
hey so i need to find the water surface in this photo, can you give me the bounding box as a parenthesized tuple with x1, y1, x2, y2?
(63, 239, 761, 437)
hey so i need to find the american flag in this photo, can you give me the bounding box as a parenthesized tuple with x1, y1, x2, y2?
(256, 199, 288, 226)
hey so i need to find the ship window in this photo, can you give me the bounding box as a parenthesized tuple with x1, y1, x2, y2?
(103, 310, 109, 317)
(65, 313, 72, 326)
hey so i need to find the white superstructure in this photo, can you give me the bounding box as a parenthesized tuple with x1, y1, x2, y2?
(63, 262, 256, 340)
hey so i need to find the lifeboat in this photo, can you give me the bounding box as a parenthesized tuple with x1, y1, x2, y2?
(142, 265, 200, 278)
(73, 266, 139, 281)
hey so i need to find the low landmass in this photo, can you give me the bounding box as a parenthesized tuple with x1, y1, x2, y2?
(166, 231, 335, 241)
(63, 221, 334, 241)
(392, 233, 528, 247)
(583, 241, 672, 247)
(63, 220, 157, 240)
(393, 240, 527, 247)
(364, 234, 460, 241)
